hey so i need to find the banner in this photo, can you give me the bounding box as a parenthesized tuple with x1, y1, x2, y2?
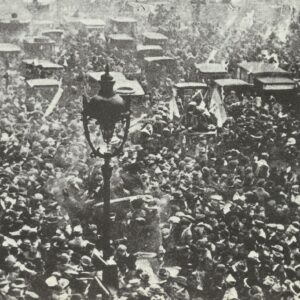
(44, 80, 63, 118)
(169, 88, 180, 120)
(198, 90, 211, 117)
(129, 114, 147, 134)
(209, 88, 227, 127)
(240, 10, 254, 31)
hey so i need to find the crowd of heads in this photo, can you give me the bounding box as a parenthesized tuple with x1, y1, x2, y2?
(0, 0, 300, 299)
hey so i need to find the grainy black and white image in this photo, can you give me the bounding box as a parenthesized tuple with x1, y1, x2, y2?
(0, 0, 299, 299)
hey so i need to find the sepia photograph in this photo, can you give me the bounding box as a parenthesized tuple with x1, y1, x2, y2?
(0, 0, 299, 299)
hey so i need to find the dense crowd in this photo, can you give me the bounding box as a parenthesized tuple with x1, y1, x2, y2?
(0, 0, 300, 299)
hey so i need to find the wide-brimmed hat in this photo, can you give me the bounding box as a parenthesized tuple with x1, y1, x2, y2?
(263, 275, 275, 287)
(235, 261, 248, 273)
(248, 285, 263, 297)
(45, 276, 58, 287)
(139, 272, 150, 282)
(136, 287, 151, 298)
(25, 291, 39, 300)
(272, 245, 283, 252)
(58, 253, 70, 264)
(80, 256, 93, 268)
(157, 268, 170, 281)
(5, 255, 17, 267)
(8, 288, 24, 298)
(248, 251, 260, 263)
(63, 268, 79, 278)
(172, 276, 188, 288)
(45, 215, 60, 224)
(24, 248, 41, 261)
(76, 271, 93, 281)
(180, 214, 195, 223)
(290, 281, 300, 295)
(58, 278, 70, 290)
(147, 284, 166, 295)
(11, 278, 27, 289)
(286, 137, 296, 146)
(0, 277, 10, 286)
(271, 283, 283, 294)
(128, 278, 141, 288)
(225, 274, 236, 286)
(291, 185, 300, 194)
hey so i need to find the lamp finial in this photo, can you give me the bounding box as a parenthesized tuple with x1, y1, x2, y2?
(105, 64, 109, 75)
(101, 64, 113, 83)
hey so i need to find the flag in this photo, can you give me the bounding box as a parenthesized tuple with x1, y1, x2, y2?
(206, 49, 217, 63)
(129, 114, 147, 134)
(269, 53, 279, 68)
(209, 88, 227, 127)
(44, 80, 63, 118)
(239, 10, 254, 31)
(140, 124, 153, 136)
(191, 89, 204, 101)
(194, 89, 210, 117)
(169, 88, 180, 120)
(63, 58, 68, 68)
(199, 102, 211, 117)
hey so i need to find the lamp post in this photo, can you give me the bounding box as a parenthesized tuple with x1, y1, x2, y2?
(82, 65, 131, 262)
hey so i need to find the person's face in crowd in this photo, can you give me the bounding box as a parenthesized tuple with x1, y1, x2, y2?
(22, 241, 31, 252)
(170, 280, 183, 292)
(241, 217, 248, 225)
(0, 284, 9, 294)
(116, 247, 127, 258)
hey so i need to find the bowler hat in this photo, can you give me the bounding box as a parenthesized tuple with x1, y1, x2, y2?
(11, 278, 27, 289)
(172, 276, 188, 287)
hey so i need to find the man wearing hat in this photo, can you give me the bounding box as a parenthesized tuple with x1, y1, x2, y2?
(114, 244, 136, 274)
(222, 274, 238, 300)
(0, 276, 10, 300)
(169, 276, 189, 300)
(50, 278, 70, 300)
(79, 256, 94, 273)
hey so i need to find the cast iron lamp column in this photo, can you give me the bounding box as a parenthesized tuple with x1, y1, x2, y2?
(82, 65, 131, 262)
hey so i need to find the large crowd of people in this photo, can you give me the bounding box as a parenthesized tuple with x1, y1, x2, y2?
(0, 0, 300, 299)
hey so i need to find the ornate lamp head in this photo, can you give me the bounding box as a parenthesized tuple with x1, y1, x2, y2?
(82, 65, 131, 156)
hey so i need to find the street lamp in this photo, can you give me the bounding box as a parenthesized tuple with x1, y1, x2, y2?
(82, 65, 131, 263)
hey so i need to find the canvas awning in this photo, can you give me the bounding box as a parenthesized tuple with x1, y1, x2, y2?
(256, 77, 295, 91)
(136, 45, 162, 52)
(23, 59, 63, 69)
(143, 32, 168, 41)
(263, 84, 296, 91)
(0, 43, 21, 53)
(195, 63, 227, 74)
(26, 78, 59, 88)
(238, 62, 288, 76)
(42, 29, 64, 36)
(110, 17, 137, 23)
(24, 36, 55, 45)
(109, 34, 134, 42)
(144, 56, 175, 63)
(214, 79, 250, 87)
(174, 82, 207, 89)
(79, 18, 105, 27)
